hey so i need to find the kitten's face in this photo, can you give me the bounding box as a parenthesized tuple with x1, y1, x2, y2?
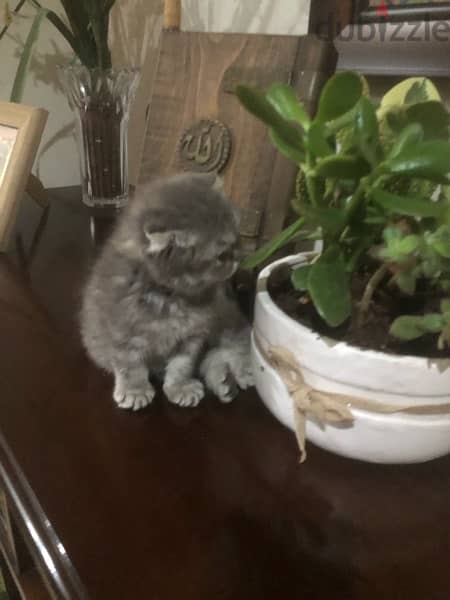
(136, 174, 240, 296)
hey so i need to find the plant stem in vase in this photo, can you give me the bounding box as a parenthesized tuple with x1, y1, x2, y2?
(60, 66, 140, 208)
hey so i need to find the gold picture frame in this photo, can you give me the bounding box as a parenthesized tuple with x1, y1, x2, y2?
(0, 102, 48, 251)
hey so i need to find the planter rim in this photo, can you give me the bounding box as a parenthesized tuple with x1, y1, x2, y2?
(258, 253, 450, 369)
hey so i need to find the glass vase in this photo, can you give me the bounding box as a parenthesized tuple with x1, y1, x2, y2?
(60, 66, 140, 209)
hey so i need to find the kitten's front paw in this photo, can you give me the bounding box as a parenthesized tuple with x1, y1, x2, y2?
(164, 379, 204, 408)
(113, 384, 155, 411)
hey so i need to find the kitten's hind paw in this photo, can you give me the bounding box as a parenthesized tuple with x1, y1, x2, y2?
(231, 360, 255, 390)
(114, 385, 155, 411)
(203, 363, 238, 403)
(164, 379, 205, 408)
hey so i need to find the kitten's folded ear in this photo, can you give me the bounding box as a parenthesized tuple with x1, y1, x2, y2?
(144, 228, 195, 254)
(189, 172, 223, 191)
(212, 175, 224, 192)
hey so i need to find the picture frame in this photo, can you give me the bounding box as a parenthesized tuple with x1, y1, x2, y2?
(355, 1, 450, 23)
(0, 102, 48, 250)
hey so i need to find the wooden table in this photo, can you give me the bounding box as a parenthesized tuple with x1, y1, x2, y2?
(0, 189, 449, 599)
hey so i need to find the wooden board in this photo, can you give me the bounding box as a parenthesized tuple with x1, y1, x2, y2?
(139, 31, 336, 250)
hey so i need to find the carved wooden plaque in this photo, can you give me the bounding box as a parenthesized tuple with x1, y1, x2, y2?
(139, 32, 337, 251)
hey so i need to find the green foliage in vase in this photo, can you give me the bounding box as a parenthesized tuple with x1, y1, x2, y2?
(2, 0, 117, 102)
(236, 75, 450, 349)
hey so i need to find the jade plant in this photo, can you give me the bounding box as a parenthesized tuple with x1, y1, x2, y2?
(236, 75, 450, 350)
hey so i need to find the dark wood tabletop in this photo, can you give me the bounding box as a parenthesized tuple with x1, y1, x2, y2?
(0, 188, 449, 600)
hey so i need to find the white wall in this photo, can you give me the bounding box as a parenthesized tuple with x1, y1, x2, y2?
(0, 0, 78, 187)
(181, 0, 310, 35)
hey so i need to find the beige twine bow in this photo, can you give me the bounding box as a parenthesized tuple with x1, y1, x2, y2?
(265, 345, 353, 463)
(256, 338, 450, 463)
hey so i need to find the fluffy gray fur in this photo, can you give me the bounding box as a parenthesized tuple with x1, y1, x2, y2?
(80, 172, 254, 410)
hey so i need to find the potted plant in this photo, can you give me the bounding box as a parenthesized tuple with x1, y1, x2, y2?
(2, 0, 140, 208)
(236, 74, 450, 464)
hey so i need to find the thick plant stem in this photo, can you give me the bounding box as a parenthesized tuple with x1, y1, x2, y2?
(305, 151, 319, 207)
(357, 263, 390, 327)
(241, 217, 305, 270)
(305, 174, 318, 207)
(344, 180, 366, 226)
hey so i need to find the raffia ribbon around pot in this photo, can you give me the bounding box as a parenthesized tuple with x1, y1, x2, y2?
(255, 337, 450, 463)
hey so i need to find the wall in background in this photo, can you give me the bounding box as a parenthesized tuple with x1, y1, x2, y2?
(0, 0, 312, 189)
(110, 0, 164, 185)
(0, 0, 77, 187)
(181, 0, 310, 35)
(1, 1, 448, 189)
(0, 0, 164, 188)
(116, 0, 311, 186)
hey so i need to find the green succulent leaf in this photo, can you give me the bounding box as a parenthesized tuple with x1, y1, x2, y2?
(389, 316, 427, 340)
(420, 247, 443, 278)
(385, 108, 408, 135)
(325, 104, 360, 138)
(440, 299, 450, 314)
(291, 265, 311, 291)
(269, 129, 305, 164)
(380, 78, 440, 116)
(387, 123, 424, 160)
(315, 72, 363, 124)
(390, 313, 444, 340)
(405, 79, 429, 105)
(405, 101, 449, 140)
(386, 141, 450, 181)
(307, 248, 352, 327)
(429, 225, 450, 258)
(236, 85, 304, 156)
(316, 155, 370, 179)
(422, 314, 445, 333)
(306, 122, 333, 158)
(397, 235, 420, 255)
(299, 204, 347, 236)
(371, 188, 444, 218)
(438, 326, 450, 349)
(395, 272, 416, 295)
(266, 83, 310, 129)
(355, 97, 380, 165)
(379, 230, 420, 261)
(383, 226, 403, 243)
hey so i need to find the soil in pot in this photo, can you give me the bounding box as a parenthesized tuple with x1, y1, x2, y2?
(268, 263, 450, 359)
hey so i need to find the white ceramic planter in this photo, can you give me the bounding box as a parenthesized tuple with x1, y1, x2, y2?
(252, 253, 450, 464)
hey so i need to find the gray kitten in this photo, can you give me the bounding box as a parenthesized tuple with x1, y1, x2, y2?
(80, 172, 254, 410)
